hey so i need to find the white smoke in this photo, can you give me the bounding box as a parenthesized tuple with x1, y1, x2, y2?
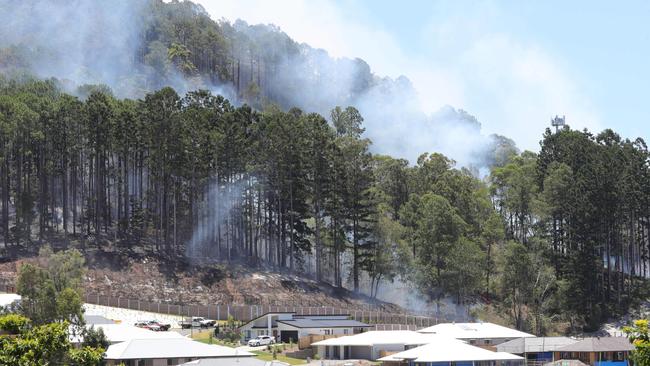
(186, 180, 245, 263)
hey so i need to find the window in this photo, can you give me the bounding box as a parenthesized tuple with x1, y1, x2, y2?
(343, 329, 349, 334)
(484, 339, 491, 345)
(324, 329, 331, 335)
(167, 359, 176, 365)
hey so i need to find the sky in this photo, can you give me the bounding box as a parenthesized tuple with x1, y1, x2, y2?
(196, 0, 650, 151)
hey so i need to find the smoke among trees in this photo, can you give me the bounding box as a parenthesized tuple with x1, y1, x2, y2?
(2, 0, 649, 334)
(0, 0, 516, 168)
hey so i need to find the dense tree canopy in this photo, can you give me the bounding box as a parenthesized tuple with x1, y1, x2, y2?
(0, 77, 648, 333)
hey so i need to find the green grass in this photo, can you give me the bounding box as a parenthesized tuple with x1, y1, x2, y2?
(252, 351, 306, 365)
(191, 330, 239, 347)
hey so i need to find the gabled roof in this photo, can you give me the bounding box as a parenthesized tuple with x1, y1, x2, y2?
(312, 330, 462, 347)
(418, 322, 535, 339)
(105, 338, 254, 360)
(239, 312, 296, 328)
(278, 318, 370, 329)
(182, 359, 289, 366)
(71, 324, 186, 344)
(497, 337, 579, 354)
(379, 341, 523, 363)
(554, 337, 634, 352)
(85, 315, 116, 325)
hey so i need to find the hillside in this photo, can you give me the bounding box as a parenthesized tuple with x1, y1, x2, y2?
(0, 252, 403, 312)
(0, 0, 650, 337)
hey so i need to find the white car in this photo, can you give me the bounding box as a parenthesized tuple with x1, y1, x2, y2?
(248, 335, 275, 347)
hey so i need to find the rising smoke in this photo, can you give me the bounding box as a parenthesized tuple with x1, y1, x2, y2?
(0, 0, 514, 168)
(0, 0, 515, 313)
(186, 181, 244, 263)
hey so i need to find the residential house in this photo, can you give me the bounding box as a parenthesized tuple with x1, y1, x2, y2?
(552, 337, 634, 366)
(418, 323, 535, 347)
(71, 323, 186, 345)
(181, 359, 290, 366)
(379, 341, 524, 366)
(239, 312, 370, 342)
(311, 330, 463, 361)
(497, 337, 580, 365)
(104, 338, 254, 366)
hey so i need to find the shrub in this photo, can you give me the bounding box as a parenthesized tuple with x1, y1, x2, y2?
(0, 313, 30, 334)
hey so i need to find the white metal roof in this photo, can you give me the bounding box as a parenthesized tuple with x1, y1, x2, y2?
(105, 338, 254, 360)
(311, 330, 464, 347)
(0, 293, 21, 307)
(72, 323, 186, 344)
(418, 322, 534, 339)
(497, 337, 579, 354)
(379, 342, 524, 363)
(181, 358, 289, 366)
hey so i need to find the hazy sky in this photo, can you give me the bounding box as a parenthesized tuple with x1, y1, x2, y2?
(196, 0, 650, 151)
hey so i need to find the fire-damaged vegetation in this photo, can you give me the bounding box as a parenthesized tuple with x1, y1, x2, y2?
(1, 78, 650, 334)
(0, 251, 403, 312)
(0, 0, 650, 336)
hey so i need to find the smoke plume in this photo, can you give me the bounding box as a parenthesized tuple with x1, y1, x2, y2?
(0, 0, 516, 168)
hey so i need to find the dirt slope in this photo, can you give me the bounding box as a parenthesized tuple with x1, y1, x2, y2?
(0, 254, 403, 312)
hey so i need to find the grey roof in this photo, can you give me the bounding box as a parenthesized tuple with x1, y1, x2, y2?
(554, 337, 634, 352)
(182, 358, 290, 366)
(240, 312, 296, 328)
(85, 315, 116, 325)
(497, 337, 580, 354)
(277, 318, 370, 328)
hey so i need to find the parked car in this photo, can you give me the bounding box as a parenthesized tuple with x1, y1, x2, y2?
(140, 319, 171, 331)
(179, 317, 215, 329)
(247, 335, 275, 347)
(134, 321, 161, 331)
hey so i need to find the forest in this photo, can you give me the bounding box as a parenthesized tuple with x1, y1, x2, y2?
(1, 77, 650, 334)
(1, 0, 650, 335)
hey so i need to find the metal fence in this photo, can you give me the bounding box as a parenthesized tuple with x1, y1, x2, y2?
(82, 293, 440, 327)
(1, 284, 441, 328)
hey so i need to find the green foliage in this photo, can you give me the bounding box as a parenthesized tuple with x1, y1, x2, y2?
(82, 326, 109, 350)
(624, 319, 650, 366)
(0, 314, 30, 334)
(0, 318, 103, 366)
(0, 73, 648, 334)
(16, 248, 85, 326)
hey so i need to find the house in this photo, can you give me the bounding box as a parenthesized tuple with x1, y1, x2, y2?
(85, 315, 117, 325)
(418, 323, 535, 346)
(497, 337, 580, 365)
(239, 312, 370, 342)
(71, 323, 186, 345)
(0, 293, 21, 308)
(311, 330, 463, 361)
(379, 341, 525, 366)
(552, 337, 634, 366)
(104, 338, 254, 366)
(181, 359, 289, 366)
